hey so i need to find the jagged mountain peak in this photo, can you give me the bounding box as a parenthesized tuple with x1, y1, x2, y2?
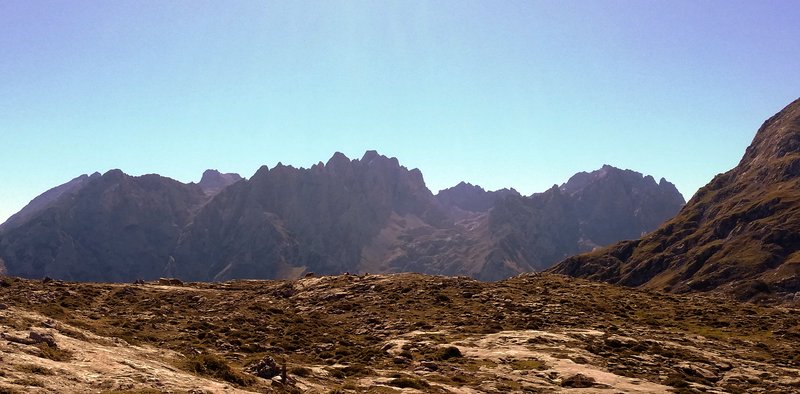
(326, 151, 351, 168)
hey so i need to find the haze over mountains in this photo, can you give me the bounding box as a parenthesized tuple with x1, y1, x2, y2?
(0, 153, 684, 282)
(553, 98, 800, 302)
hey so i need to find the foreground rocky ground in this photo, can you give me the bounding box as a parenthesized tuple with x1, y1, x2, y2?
(0, 273, 799, 393)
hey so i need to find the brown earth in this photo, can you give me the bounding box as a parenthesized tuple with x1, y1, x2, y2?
(1, 273, 798, 393)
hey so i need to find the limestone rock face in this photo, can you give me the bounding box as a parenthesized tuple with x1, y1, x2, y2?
(552, 98, 800, 301)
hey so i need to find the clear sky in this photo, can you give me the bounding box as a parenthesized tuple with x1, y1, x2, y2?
(1, 1, 799, 223)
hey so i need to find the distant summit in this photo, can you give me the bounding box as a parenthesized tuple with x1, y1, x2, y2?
(436, 182, 520, 213)
(557, 165, 686, 246)
(553, 98, 800, 301)
(484, 164, 685, 276)
(197, 169, 243, 195)
(0, 151, 685, 282)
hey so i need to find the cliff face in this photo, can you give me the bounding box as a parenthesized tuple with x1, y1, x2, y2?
(553, 98, 800, 301)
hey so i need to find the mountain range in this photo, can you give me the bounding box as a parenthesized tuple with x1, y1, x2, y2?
(0, 153, 684, 282)
(553, 98, 800, 302)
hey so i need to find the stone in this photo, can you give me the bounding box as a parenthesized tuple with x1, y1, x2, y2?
(246, 355, 281, 379)
(561, 373, 596, 388)
(158, 278, 183, 286)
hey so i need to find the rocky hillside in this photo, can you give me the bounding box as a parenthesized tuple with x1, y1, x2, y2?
(553, 98, 800, 302)
(0, 273, 797, 393)
(0, 153, 684, 282)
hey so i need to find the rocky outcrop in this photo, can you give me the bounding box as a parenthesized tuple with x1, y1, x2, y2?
(196, 169, 242, 195)
(552, 98, 800, 301)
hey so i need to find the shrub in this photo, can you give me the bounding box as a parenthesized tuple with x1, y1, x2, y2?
(186, 353, 254, 386)
(38, 343, 72, 362)
(437, 346, 463, 360)
(561, 373, 596, 388)
(10, 378, 44, 387)
(289, 366, 312, 377)
(664, 374, 690, 388)
(338, 364, 372, 377)
(16, 364, 53, 375)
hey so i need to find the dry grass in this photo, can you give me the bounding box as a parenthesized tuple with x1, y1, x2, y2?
(0, 273, 798, 392)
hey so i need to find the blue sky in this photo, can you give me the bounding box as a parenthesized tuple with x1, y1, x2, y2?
(1, 1, 799, 223)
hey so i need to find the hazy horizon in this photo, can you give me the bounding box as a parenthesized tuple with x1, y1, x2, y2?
(2, 1, 799, 223)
